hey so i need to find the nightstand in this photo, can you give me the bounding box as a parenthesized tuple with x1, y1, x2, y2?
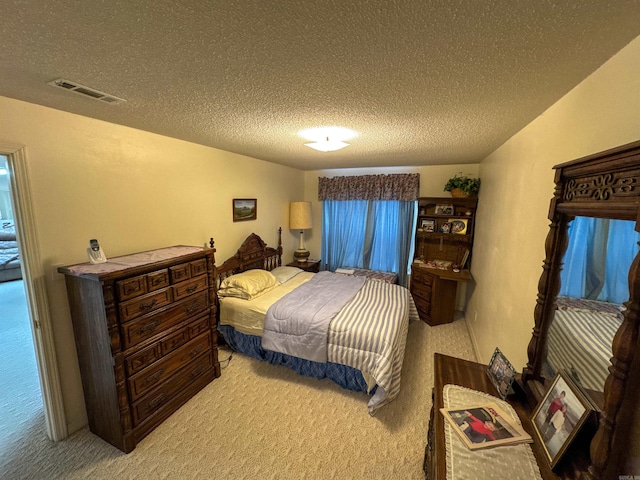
(287, 259, 320, 273)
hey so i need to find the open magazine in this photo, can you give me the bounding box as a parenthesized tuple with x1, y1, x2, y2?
(440, 403, 532, 450)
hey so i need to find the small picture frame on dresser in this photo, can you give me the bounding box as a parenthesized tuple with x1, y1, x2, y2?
(486, 347, 516, 400)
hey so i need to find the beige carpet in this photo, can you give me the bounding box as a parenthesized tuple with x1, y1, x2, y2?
(1, 319, 476, 480)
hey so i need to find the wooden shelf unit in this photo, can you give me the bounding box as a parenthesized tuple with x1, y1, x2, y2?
(410, 197, 477, 326)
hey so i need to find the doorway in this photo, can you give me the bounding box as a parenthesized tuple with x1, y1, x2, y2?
(0, 147, 67, 446)
(0, 154, 43, 450)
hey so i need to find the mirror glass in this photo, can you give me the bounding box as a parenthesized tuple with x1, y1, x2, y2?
(543, 216, 639, 394)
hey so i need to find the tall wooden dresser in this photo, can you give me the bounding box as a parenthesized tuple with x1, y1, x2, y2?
(58, 246, 221, 453)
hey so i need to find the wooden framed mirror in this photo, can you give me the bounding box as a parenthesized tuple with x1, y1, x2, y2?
(522, 140, 640, 479)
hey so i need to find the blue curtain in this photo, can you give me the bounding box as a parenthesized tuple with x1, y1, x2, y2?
(322, 200, 417, 286)
(559, 216, 639, 304)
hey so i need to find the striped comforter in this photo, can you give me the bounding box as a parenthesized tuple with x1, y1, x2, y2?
(327, 279, 419, 414)
(547, 305, 622, 391)
(220, 272, 419, 414)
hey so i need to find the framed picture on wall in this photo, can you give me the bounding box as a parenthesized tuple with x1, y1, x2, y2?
(232, 198, 257, 222)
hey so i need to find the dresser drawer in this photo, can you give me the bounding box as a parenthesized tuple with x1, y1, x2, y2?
(117, 275, 148, 302)
(131, 353, 212, 426)
(121, 291, 209, 349)
(125, 343, 162, 376)
(189, 315, 210, 338)
(411, 284, 432, 303)
(128, 332, 212, 401)
(119, 288, 173, 322)
(160, 315, 210, 356)
(169, 258, 209, 284)
(117, 269, 170, 301)
(147, 269, 170, 292)
(412, 269, 434, 286)
(173, 275, 208, 301)
(125, 315, 210, 375)
(189, 259, 207, 277)
(413, 295, 431, 318)
(169, 263, 191, 283)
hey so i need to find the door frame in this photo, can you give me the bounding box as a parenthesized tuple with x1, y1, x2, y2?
(1, 142, 67, 441)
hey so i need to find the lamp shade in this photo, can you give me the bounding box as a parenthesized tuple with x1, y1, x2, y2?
(289, 202, 312, 230)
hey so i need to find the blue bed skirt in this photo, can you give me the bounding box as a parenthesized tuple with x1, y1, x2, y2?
(219, 324, 373, 394)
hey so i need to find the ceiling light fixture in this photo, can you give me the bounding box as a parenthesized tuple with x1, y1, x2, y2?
(304, 137, 350, 152)
(299, 126, 357, 153)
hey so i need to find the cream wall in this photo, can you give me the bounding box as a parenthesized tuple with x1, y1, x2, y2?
(466, 34, 640, 471)
(467, 34, 640, 369)
(0, 96, 304, 432)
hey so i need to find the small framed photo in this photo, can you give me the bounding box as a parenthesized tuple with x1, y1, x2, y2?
(448, 218, 468, 235)
(232, 198, 257, 222)
(435, 204, 454, 215)
(531, 370, 594, 468)
(439, 222, 451, 234)
(486, 348, 517, 400)
(421, 219, 436, 232)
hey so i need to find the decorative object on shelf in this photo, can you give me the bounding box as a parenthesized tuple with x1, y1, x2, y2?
(233, 198, 257, 222)
(435, 204, 454, 215)
(531, 370, 595, 469)
(444, 174, 481, 198)
(290, 201, 312, 262)
(486, 348, 517, 400)
(421, 218, 436, 232)
(448, 218, 468, 234)
(439, 222, 451, 234)
(460, 249, 470, 269)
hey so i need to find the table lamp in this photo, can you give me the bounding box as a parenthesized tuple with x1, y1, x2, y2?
(289, 201, 312, 262)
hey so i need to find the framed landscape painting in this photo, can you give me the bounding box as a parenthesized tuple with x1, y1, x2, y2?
(233, 198, 257, 222)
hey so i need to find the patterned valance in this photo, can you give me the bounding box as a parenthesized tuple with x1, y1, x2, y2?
(318, 173, 420, 201)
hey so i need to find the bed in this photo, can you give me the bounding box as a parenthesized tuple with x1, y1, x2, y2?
(545, 296, 624, 392)
(213, 231, 419, 415)
(0, 223, 22, 282)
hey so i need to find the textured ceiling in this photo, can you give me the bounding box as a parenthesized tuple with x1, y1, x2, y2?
(1, 1, 640, 171)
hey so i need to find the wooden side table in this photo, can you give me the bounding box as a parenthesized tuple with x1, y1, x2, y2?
(287, 259, 320, 273)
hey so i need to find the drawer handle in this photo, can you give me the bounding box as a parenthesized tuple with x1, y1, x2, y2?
(143, 368, 165, 386)
(185, 302, 201, 314)
(125, 285, 138, 294)
(185, 284, 199, 293)
(148, 393, 168, 409)
(190, 365, 206, 379)
(139, 299, 158, 311)
(151, 277, 165, 286)
(136, 321, 160, 336)
(189, 345, 205, 357)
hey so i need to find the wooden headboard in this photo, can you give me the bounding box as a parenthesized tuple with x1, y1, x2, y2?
(212, 228, 283, 287)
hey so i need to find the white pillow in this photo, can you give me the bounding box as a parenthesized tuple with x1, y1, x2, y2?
(217, 269, 278, 300)
(270, 266, 303, 284)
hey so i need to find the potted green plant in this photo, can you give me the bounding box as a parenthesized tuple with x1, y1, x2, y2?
(444, 174, 480, 198)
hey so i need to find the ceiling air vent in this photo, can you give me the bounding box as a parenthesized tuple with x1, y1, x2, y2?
(47, 78, 126, 104)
